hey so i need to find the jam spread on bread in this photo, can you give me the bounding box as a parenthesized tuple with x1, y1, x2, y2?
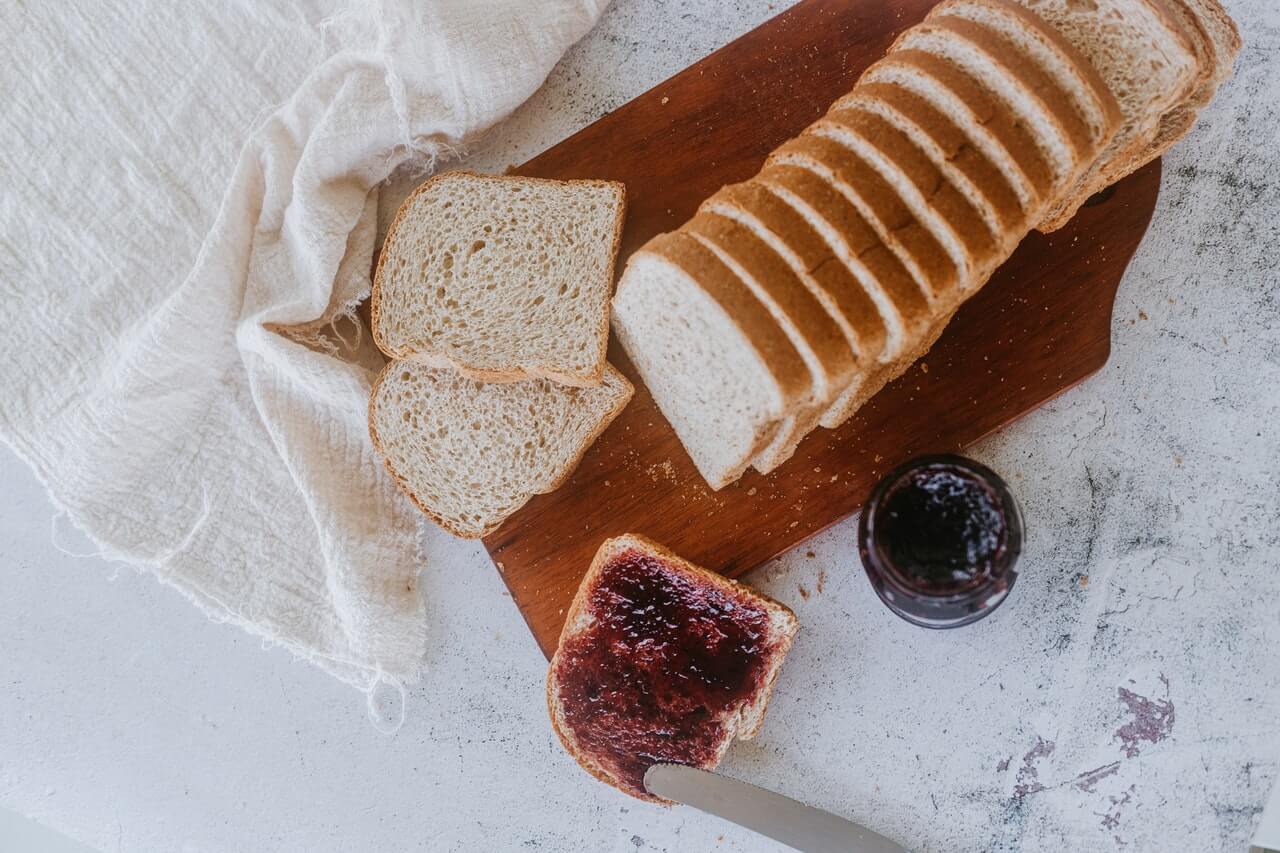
(551, 549, 779, 798)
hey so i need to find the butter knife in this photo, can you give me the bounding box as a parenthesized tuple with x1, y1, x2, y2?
(644, 764, 909, 853)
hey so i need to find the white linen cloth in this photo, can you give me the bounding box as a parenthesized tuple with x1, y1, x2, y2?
(0, 0, 608, 691)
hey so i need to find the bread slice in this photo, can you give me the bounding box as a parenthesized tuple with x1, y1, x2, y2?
(371, 171, 625, 387)
(767, 136, 958, 308)
(932, 0, 1123, 154)
(612, 232, 809, 489)
(1009, 0, 1200, 230)
(836, 81, 1029, 243)
(701, 180, 889, 430)
(753, 164, 937, 427)
(808, 104, 1003, 285)
(701, 181, 888, 367)
(547, 534, 798, 803)
(890, 20, 1088, 196)
(856, 50, 1057, 214)
(683, 211, 858, 472)
(754, 162, 934, 349)
(368, 361, 633, 539)
(1136, 0, 1241, 165)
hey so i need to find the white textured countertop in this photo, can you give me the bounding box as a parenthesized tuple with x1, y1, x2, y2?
(3, 2, 1278, 851)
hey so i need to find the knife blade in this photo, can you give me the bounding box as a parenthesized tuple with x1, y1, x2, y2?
(643, 764, 909, 853)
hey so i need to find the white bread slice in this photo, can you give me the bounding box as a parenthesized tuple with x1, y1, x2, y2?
(368, 361, 632, 539)
(891, 20, 1088, 196)
(753, 164, 938, 428)
(1009, 0, 1200, 230)
(701, 181, 890, 430)
(837, 81, 1029, 243)
(808, 104, 1003, 285)
(1138, 0, 1241, 164)
(612, 232, 809, 489)
(701, 181, 889, 366)
(768, 136, 958, 308)
(547, 533, 798, 803)
(754, 163, 934, 349)
(371, 171, 625, 387)
(932, 0, 1123, 163)
(856, 50, 1058, 214)
(683, 212, 858, 472)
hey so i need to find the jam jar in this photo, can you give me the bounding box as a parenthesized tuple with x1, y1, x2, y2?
(858, 454, 1023, 628)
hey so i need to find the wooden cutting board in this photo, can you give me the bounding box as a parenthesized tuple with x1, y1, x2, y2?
(484, 0, 1161, 658)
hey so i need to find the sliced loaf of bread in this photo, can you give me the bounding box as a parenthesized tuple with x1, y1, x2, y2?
(891, 20, 1090, 197)
(701, 181, 890, 430)
(933, 0, 1123, 153)
(754, 164, 939, 427)
(612, 232, 810, 489)
(1009, 0, 1200, 230)
(768, 136, 958, 308)
(808, 104, 1003, 286)
(836, 81, 1029, 242)
(369, 361, 633, 538)
(1138, 0, 1241, 164)
(683, 211, 859, 472)
(856, 50, 1058, 214)
(372, 171, 625, 387)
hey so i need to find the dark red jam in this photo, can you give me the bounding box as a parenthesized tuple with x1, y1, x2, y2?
(551, 550, 778, 799)
(859, 454, 1022, 628)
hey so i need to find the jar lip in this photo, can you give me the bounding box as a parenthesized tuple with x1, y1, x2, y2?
(860, 453, 1024, 604)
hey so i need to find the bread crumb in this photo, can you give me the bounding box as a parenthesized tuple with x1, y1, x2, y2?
(830, 474, 838, 483)
(747, 486, 757, 496)
(920, 362, 929, 373)
(806, 550, 816, 559)
(646, 459, 676, 483)
(813, 466, 821, 473)
(816, 570, 826, 594)
(798, 584, 810, 600)
(1138, 310, 1149, 321)
(661, 96, 670, 105)
(1079, 575, 1090, 589)
(495, 561, 505, 573)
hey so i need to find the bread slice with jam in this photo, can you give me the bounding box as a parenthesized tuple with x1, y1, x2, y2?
(547, 534, 798, 803)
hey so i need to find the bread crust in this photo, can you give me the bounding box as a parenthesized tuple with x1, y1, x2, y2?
(939, 0, 1125, 131)
(546, 534, 799, 803)
(895, 19, 1092, 195)
(813, 104, 1002, 281)
(703, 180, 889, 365)
(370, 170, 626, 387)
(840, 82, 1029, 239)
(367, 362, 633, 539)
(635, 232, 812, 485)
(1031, 0, 1203, 230)
(763, 143, 947, 323)
(859, 50, 1058, 209)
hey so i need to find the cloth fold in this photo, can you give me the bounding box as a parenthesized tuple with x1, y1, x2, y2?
(0, 0, 609, 689)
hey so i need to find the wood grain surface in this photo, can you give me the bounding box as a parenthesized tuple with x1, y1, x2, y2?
(484, 0, 1161, 658)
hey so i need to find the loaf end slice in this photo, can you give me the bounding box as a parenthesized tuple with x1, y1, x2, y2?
(547, 534, 798, 802)
(372, 171, 626, 386)
(612, 232, 809, 490)
(369, 361, 632, 539)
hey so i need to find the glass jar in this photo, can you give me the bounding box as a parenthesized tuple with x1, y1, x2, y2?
(858, 454, 1023, 629)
